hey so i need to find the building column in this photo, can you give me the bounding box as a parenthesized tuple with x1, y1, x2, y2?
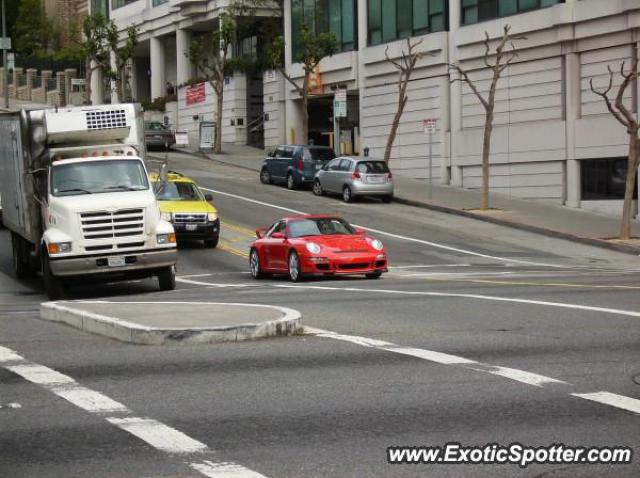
(150, 36, 166, 100)
(448, 0, 463, 187)
(90, 62, 104, 105)
(176, 29, 193, 85)
(565, 49, 581, 208)
(357, 0, 367, 155)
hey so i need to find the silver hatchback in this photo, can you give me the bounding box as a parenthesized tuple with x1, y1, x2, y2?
(313, 157, 394, 202)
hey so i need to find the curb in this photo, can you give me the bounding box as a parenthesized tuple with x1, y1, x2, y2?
(40, 301, 302, 345)
(167, 148, 640, 256)
(171, 148, 262, 173)
(393, 197, 640, 256)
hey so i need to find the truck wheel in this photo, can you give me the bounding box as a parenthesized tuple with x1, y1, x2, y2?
(158, 265, 176, 291)
(12, 233, 34, 279)
(204, 234, 219, 248)
(43, 253, 66, 300)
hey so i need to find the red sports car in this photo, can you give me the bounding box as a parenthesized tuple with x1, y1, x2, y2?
(249, 215, 388, 281)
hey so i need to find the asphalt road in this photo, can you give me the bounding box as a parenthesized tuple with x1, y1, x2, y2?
(1, 151, 639, 477)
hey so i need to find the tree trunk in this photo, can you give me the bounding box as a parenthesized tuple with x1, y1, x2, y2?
(384, 92, 407, 163)
(481, 107, 493, 210)
(215, 84, 223, 154)
(301, 91, 309, 145)
(619, 133, 639, 240)
(85, 58, 93, 105)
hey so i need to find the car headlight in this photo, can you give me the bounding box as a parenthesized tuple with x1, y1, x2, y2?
(207, 212, 218, 222)
(47, 242, 72, 254)
(306, 242, 321, 254)
(160, 211, 172, 222)
(157, 233, 176, 245)
(370, 239, 384, 251)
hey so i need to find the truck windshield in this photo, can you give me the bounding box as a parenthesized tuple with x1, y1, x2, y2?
(50, 159, 149, 197)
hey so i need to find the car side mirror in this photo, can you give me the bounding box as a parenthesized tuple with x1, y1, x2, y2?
(355, 228, 366, 235)
(204, 194, 213, 202)
(256, 228, 267, 238)
(267, 151, 274, 158)
(271, 232, 284, 239)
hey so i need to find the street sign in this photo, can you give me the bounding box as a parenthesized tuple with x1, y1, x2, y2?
(7, 52, 14, 70)
(0, 37, 10, 50)
(423, 118, 436, 134)
(334, 100, 347, 118)
(334, 89, 347, 102)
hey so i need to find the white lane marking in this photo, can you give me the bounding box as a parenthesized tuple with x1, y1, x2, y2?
(0, 346, 26, 363)
(572, 392, 640, 415)
(107, 417, 209, 454)
(55, 388, 130, 414)
(176, 277, 260, 288)
(1, 345, 269, 477)
(191, 460, 269, 478)
(200, 186, 616, 270)
(384, 346, 478, 365)
(482, 366, 566, 387)
(390, 264, 472, 269)
(5, 363, 75, 385)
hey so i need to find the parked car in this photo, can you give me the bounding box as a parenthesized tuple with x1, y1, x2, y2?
(150, 171, 220, 248)
(313, 157, 394, 203)
(145, 121, 175, 151)
(260, 145, 336, 190)
(249, 214, 388, 281)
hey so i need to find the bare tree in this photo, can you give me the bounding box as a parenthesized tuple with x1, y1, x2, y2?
(383, 38, 424, 164)
(108, 24, 139, 102)
(590, 49, 639, 240)
(79, 13, 112, 105)
(188, 13, 235, 154)
(449, 25, 524, 210)
(267, 24, 338, 144)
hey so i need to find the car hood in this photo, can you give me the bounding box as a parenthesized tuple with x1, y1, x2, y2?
(306, 235, 372, 252)
(157, 200, 217, 214)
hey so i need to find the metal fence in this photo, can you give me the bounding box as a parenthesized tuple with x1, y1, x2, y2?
(16, 57, 85, 78)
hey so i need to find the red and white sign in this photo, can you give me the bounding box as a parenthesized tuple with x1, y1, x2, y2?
(422, 118, 437, 134)
(186, 83, 206, 106)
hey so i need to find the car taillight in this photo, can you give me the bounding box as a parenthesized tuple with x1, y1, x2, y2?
(387, 171, 393, 182)
(297, 159, 304, 171)
(352, 171, 361, 180)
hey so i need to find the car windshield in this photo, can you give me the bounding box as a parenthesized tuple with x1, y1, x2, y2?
(146, 122, 167, 131)
(305, 148, 336, 162)
(288, 218, 356, 238)
(356, 161, 390, 174)
(51, 159, 149, 197)
(153, 181, 204, 201)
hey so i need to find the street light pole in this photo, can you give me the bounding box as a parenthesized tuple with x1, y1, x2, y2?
(2, 0, 8, 109)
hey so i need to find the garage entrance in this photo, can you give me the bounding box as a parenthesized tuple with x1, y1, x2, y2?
(307, 92, 360, 154)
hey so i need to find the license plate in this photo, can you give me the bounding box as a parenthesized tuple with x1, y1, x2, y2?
(368, 176, 384, 184)
(107, 256, 125, 267)
(186, 224, 198, 231)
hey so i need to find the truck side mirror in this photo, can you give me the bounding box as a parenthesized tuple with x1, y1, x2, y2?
(204, 194, 213, 202)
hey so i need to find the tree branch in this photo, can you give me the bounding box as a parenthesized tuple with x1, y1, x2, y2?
(449, 63, 489, 110)
(589, 70, 628, 127)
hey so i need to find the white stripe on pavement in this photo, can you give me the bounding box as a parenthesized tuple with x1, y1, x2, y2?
(107, 417, 209, 454)
(0, 345, 269, 477)
(572, 392, 640, 415)
(306, 327, 640, 415)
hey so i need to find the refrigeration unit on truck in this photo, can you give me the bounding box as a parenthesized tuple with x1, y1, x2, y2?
(0, 104, 178, 300)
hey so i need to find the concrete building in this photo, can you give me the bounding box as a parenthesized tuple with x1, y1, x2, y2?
(269, 0, 640, 216)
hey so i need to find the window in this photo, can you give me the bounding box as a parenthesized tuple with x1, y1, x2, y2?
(111, 0, 139, 9)
(461, 0, 563, 25)
(152, 0, 168, 6)
(581, 158, 636, 201)
(368, 0, 448, 46)
(91, 0, 109, 16)
(291, 0, 357, 60)
(338, 158, 352, 171)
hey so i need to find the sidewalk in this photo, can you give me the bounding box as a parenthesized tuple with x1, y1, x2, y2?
(171, 144, 640, 256)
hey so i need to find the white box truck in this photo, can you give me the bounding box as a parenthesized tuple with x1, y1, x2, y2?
(0, 104, 178, 299)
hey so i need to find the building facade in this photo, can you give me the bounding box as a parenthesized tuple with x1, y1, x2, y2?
(270, 0, 640, 215)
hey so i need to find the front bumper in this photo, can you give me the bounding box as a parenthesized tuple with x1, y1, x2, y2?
(299, 252, 388, 276)
(49, 247, 177, 277)
(172, 220, 219, 240)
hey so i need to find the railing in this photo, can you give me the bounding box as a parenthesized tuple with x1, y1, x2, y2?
(46, 78, 57, 91)
(18, 75, 27, 87)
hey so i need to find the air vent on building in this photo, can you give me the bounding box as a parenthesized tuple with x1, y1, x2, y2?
(85, 109, 127, 130)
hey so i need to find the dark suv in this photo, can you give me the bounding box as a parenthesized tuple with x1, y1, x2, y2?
(260, 145, 336, 189)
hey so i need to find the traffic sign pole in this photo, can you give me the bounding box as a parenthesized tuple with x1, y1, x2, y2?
(422, 119, 437, 200)
(2, 0, 8, 109)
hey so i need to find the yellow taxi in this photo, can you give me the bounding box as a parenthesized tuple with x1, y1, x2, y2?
(150, 171, 220, 248)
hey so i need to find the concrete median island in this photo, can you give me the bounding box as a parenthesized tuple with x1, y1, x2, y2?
(40, 301, 302, 345)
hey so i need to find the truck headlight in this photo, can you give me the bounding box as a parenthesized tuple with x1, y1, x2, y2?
(207, 212, 218, 222)
(160, 211, 172, 222)
(157, 233, 176, 245)
(47, 242, 72, 254)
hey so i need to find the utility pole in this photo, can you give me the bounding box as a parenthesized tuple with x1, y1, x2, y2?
(2, 0, 8, 108)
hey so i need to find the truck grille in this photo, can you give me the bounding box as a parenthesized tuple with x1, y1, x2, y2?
(173, 213, 207, 224)
(80, 209, 145, 240)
